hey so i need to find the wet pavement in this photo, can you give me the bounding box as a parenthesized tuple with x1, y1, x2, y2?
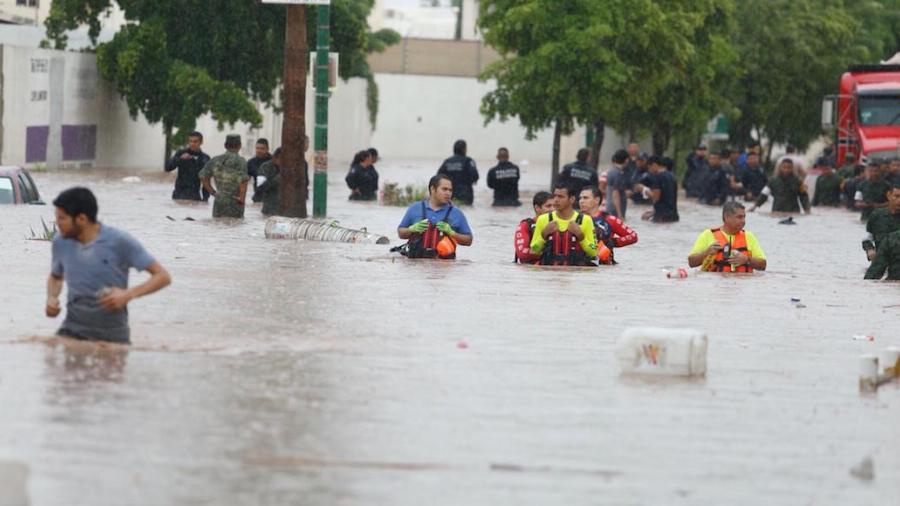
(1, 161, 898, 505)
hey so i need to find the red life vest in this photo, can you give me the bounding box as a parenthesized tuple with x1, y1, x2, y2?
(540, 212, 594, 266)
(514, 217, 538, 263)
(403, 201, 455, 259)
(710, 228, 753, 273)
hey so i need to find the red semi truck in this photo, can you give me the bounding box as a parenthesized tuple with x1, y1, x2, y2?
(823, 64, 900, 165)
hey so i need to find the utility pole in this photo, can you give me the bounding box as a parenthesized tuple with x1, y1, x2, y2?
(278, 4, 309, 218)
(313, 3, 330, 217)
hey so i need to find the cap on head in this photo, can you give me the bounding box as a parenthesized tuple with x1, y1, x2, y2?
(225, 134, 241, 149)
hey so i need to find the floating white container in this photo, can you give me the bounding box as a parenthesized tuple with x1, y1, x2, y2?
(616, 327, 707, 377)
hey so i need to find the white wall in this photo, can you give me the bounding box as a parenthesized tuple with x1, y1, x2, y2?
(371, 72, 629, 166)
(1, 44, 371, 171)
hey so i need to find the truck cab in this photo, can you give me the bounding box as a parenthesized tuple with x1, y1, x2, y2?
(822, 64, 900, 165)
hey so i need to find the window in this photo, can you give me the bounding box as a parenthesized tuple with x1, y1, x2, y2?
(18, 173, 37, 203)
(16, 0, 39, 7)
(859, 96, 900, 126)
(0, 177, 14, 204)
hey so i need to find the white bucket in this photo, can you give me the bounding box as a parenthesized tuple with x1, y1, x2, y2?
(616, 327, 707, 377)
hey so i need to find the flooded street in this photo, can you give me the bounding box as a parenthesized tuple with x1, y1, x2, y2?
(1, 161, 899, 505)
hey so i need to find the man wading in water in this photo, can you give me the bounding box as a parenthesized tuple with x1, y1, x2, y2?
(45, 187, 171, 344)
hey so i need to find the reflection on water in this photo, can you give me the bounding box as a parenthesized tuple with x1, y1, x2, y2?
(0, 164, 898, 504)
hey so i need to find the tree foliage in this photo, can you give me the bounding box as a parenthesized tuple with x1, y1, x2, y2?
(44, 0, 399, 154)
(728, 0, 868, 159)
(479, 0, 897, 177)
(478, 0, 735, 173)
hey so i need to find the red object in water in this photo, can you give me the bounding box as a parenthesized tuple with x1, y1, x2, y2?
(667, 268, 688, 279)
(457, 340, 468, 349)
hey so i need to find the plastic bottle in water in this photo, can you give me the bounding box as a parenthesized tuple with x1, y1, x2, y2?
(616, 327, 707, 377)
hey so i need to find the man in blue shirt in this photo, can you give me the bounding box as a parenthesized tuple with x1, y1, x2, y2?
(46, 187, 171, 344)
(397, 174, 473, 258)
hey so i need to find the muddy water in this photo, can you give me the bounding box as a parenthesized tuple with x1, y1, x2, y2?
(1, 162, 898, 505)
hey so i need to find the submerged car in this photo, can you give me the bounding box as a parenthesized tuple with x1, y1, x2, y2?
(0, 166, 44, 205)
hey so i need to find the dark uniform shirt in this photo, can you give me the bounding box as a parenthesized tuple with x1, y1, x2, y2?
(812, 171, 842, 207)
(254, 160, 281, 216)
(165, 148, 211, 201)
(345, 164, 379, 201)
(559, 161, 599, 197)
(756, 174, 810, 213)
(438, 155, 479, 205)
(865, 229, 900, 280)
(199, 151, 249, 218)
(699, 166, 729, 205)
(247, 154, 272, 190)
(866, 208, 900, 250)
(740, 166, 768, 199)
(650, 170, 679, 222)
(486, 161, 521, 206)
(683, 155, 710, 198)
(858, 178, 890, 221)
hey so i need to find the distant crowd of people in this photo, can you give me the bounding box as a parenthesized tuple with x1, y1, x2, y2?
(157, 131, 899, 280)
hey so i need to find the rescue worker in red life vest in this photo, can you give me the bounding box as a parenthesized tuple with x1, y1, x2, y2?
(395, 174, 473, 259)
(578, 186, 637, 264)
(530, 182, 598, 266)
(514, 191, 554, 264)
(688, 201, 767, 272)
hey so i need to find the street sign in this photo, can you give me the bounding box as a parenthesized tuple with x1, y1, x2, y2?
(261, 0, 329, 4)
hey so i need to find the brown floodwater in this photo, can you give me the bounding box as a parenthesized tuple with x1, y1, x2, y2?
(1, 162, 898, 505)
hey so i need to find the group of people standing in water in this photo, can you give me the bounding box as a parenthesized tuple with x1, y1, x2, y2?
(390, 140, 770, 273)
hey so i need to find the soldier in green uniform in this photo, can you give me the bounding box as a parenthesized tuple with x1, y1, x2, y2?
(253, 147, 282, 216)
(812, 158, 842, 207)
(749, 159, 810, 214)
(862, 185, 900, 260)
(836, 153, 857, 180)
(865, 229, 900, 280)
(855, 161, 890, 221)
(200, 134, 250, 218)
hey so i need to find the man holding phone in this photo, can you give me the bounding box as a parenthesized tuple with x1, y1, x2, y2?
(687, 201, 767, 273)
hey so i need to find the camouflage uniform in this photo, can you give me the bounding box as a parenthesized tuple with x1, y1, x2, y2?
(255, 160, 281, 216)
(865, 229, 900, 280)
(199, 151, 249, 218)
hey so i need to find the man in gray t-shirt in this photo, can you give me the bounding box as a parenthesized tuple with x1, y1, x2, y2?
(605, 149, 630, 219)
(46, 187, 171, 343)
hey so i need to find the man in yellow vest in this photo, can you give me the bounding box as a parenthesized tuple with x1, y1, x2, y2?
(530, 182, 598, 266)
(688, 201, 767, 272)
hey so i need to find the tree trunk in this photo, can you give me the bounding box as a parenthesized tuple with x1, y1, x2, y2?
(551, 118, 561, 189)
(163, 123, 173, 166)
(454, 0, 463, 40)
(279, 5, 309, 218)
(590, 117, 605, 169)
(651, 127, 669, 156)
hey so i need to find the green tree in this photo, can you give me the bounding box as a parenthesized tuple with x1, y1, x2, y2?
(728, 0, 868, 165)
(44, 0, 398, 159)
(849, 0, 900, 62)
(478, 0, 735, 181)
(613, 0, 736, 159)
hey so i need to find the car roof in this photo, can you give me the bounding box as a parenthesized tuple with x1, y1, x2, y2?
(0, 166, 26, 177)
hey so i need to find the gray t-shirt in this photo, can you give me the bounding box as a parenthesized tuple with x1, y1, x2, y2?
(605, 165, 628, 219)
(51, 224, 155, 343)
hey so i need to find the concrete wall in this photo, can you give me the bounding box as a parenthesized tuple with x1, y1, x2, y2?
(370, 72, 628, 166)
(0, 0, 49, 26)
(0, 44, 371, 171)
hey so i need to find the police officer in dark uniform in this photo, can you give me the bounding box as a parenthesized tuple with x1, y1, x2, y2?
(486, 147, 521, 206)
(345, 150, 379, 201)
(559, 148, 599, 200)
(246, 138, 272, 193)
(165, 131, 211, 201)
(437, 139, 479, 205)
